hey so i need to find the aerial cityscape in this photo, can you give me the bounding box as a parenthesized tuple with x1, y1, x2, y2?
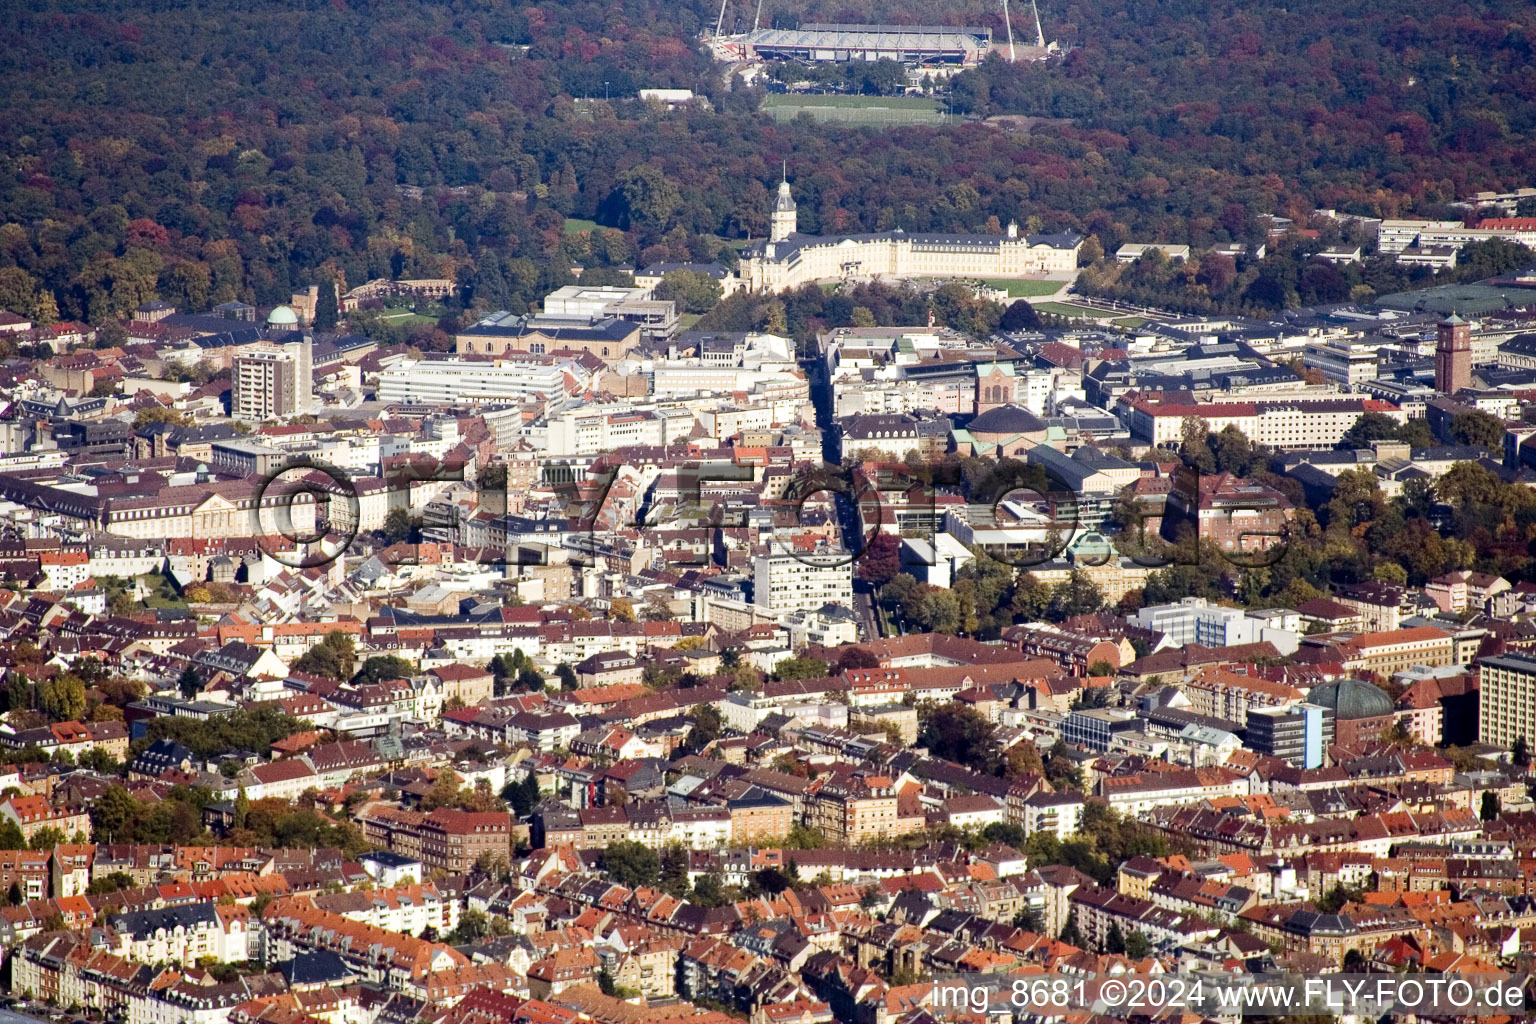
(4, 0, 1536, 1021)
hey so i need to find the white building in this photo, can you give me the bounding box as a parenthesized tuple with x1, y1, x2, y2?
(316, 882, 459, 937)
(1303, 337, 1380, 386)
(376, 358, 569, 405)
(669, 808, 733, 849)
(753, 547, 854, 614)
(1132, 597, 1302, 655)
(1018, 791, 1084, 840)
(542, 284, 677, 339)
(1116, 243, 1191, 262)
(1120, 395, 1405, 449)
(1379, 218, 1536, 255)
(540, 401, 695, 457)
(233, 337, 313, 421)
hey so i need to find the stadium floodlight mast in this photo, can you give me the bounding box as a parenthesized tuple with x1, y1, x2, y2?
(1000, 0, 1046, 59)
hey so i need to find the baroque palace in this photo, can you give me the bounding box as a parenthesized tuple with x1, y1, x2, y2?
(736, 177, 1083, 292)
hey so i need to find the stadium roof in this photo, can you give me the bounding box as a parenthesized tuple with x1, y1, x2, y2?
(743, 23, 991, 58)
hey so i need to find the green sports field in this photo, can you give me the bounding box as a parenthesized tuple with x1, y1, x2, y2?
(762, 93, 947, 125)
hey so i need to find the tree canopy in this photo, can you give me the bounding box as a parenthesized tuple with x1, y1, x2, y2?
(2, 0, 1532, 335)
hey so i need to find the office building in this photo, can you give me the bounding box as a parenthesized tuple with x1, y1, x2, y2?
(1244, 703, 1328, 769)
(541, 284, 677, 340)
(1133, 597, 1301, 653)
(375, 358, 569, 405)
(1061, 707, 1137, 751)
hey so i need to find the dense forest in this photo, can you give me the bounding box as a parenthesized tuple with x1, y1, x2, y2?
(1, 0, 1534, 326)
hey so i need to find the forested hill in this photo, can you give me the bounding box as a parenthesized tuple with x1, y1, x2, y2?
(0, 0, 1533, 326)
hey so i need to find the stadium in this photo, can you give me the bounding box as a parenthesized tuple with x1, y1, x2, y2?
(738, 24, 995, 66)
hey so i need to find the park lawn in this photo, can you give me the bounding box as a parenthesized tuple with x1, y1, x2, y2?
(1113, 316, 1149, 328)
(1034, 301, 1118, 319)
(140, 571, 188, 610)
(563, 217, 599, 234)
(982, 278, 1063, 297)
(678, 313, 702, 329)
(378, 311, 437, 325)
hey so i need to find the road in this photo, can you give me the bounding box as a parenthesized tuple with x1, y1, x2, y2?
(0, 1007, 75, 1024)
(804, 353, 885, 643)
(853, 585, 884, 642)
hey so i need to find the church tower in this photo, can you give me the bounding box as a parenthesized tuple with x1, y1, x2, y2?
(770, 168, 797, 243)
(1435, 312, 1471, 395)
(975, 363, 1017, 414)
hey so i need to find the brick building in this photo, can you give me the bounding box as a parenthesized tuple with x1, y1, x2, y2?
(361, 805, 512, 873)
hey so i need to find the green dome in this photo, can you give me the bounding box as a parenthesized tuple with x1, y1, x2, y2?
(1308, 679, 1394, 720)
(267, 305, 299, 326)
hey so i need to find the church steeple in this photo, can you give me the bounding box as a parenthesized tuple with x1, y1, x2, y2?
(770, 164, 797, 243)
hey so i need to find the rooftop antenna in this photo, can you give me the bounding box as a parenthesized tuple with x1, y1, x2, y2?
(1001, 0, 1016, 60)
(715, 0, 728, 37)
(1031, 0, 1046, 48)
(782, 159, 787, 183)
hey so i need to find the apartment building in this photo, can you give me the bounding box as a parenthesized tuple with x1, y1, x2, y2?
(361, 805, 513, 873)
(1018, 791, 1085, 840)
(753, 548, 854, 614)
(805, 771, 920, 846)
(1182, 667, 1304, 727)
(1336, 625, 1456, 675)
(311, 881, 460, 937)
(1479, 651, 1536, 748)
(233, 335, 313, 421)
(0, 795, 91, 844)
(104, 904, 225, 967)
(727, 792, 795, 844)
(1099, 767, 1247, 817)
(261, 897, 469, 994)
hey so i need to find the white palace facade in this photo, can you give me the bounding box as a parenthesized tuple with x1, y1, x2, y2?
(736, 179, 1082, 293)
